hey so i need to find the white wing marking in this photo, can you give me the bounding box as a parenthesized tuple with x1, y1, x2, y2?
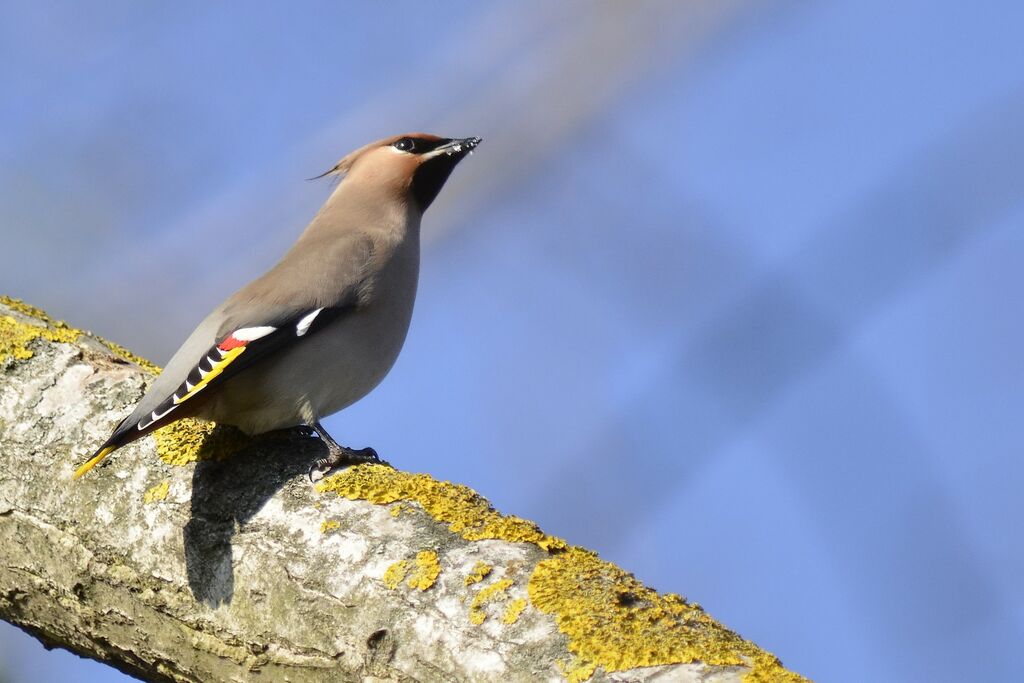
(295, 308, 324, 337)
(232, 325, 277, 342)
(138, 403, 179, 430)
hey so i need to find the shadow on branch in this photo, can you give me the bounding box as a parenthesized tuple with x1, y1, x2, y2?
(183, 429, 325, 605)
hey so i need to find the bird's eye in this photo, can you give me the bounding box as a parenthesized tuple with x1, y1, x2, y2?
(393, 137, 416, 152)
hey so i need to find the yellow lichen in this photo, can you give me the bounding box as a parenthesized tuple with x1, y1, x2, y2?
(0, 297, 80, 362)
(389, 502, 406, 517)
(501, 598, 527, 625)
(152, 418, 250, 466)
(316, 464, 567, 551)
(0, 295, 155, 370)
(315, 464, 802, 679)
(0, 296, 55, 321)
(1, 315, 51, 361)
(382, 551, 441, 591)
(742, 651, 810, 683)
(143, 480, 170, 503)
(558, 657, 597, 683)
(465, 561, 493, 586)
(406, 550, 441, 591)
(382, 560, 410, 590)
(469, 577, 513, 625)
(96, 338, 161, 374)
(320, 519, 341, 534)
(528, 547, 808, 683)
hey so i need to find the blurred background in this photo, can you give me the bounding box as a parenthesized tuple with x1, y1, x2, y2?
(2, 1, 1022, 681)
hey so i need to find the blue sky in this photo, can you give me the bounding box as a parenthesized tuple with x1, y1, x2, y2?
(2, 2, 1023, 681)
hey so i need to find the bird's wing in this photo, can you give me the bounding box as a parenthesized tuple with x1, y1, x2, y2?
(74, 305, 351, 478)
(136, 304, 351, 431)
(74, 233, 375, 478)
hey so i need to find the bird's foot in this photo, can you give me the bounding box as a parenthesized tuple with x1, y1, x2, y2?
(308, 445, 383, 483)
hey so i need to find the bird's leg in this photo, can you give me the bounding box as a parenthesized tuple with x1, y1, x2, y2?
(289, 424, 316, 439)
(307, 421, 381, 482)
(259, 425, 316, 442)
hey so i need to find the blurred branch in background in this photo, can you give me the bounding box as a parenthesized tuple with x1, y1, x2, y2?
(71, 0, 753, 361)
(537, 88, 1024, 558)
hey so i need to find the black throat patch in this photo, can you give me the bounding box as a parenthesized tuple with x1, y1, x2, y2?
(411, 153, 463, 211)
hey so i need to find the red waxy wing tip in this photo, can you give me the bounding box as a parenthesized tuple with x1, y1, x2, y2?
(218, 336, 248, 351)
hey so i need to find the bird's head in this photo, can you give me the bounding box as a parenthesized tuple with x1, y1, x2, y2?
(317, 133, 481, 211)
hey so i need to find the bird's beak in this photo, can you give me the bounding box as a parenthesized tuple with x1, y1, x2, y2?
(409, 136, 480, 210)
(427, 137, 482, 159)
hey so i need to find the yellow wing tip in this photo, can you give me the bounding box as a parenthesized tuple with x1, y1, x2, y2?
(73, 446, 115, 480)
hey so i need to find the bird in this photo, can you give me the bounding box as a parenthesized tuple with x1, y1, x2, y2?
(74, 133, 481, 481)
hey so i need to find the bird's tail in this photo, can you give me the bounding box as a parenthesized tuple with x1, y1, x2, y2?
(73, 415, 138, 479)
(73, 444, 117, 479)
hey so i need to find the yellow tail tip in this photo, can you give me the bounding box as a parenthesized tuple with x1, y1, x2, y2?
(73, 446, 115, 480)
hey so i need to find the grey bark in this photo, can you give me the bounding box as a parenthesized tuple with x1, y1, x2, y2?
(0, 298, 802, 682)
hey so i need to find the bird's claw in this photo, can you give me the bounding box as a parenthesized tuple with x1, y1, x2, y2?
(308, 458, 334, 483)
(307, 446, 383, 483)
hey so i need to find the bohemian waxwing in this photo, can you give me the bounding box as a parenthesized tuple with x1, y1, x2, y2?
(75, 133, 481, 481)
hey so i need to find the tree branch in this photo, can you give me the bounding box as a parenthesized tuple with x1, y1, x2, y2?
(0, 296, 806, 682)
